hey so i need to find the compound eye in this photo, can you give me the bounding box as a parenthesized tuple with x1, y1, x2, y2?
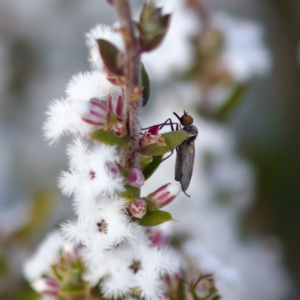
(181, 113, 193, 126)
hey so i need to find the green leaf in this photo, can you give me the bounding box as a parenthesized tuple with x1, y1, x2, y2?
(97, 39, 124, 76)
(140, 0, 156, 23)
(91, 129, 129, 147)
(142, 155, 163, 180)
(141, 63, 150, 107)
(137, 0, 171, 52)
(51, 264, 63, 281)
(215, 84, 247, 120)
(140, 27, 170, 52)
(135, 210, 173, 226)
(121, 185, 141, 202)
(138, 14, 171, 52)
(138, 130, 193, 156)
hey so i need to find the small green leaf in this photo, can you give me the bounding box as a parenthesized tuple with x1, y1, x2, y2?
(91, 129, 129, 146)
(51, 264, 63, 281)
(138, 130, 193, 156)
(97, 39, 124, 76)
(121, 185, 141, 202)
(141, 63, 150, 107)
(140, 0, 156, 22)
(215, 84, 247, 120)
(137, 0, 171, 52)
(142, 155, 163, 180)
(140, 28, 169, 52)
(138, 14, 171, 52)
(135, 210, 173, 226)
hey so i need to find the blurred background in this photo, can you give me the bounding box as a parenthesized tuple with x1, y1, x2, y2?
(0, 0, 299, 299)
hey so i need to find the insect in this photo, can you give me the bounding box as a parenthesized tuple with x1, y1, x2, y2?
(141, 111, 198, 196)
(173, 111, 198, 197)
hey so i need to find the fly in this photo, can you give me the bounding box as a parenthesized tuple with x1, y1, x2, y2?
(173, 111, 198, 197)
(141, 111, 198, 197)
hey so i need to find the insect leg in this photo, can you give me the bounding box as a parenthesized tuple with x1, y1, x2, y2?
(183, 191, 191, 197)
(160, 149, 174, 163)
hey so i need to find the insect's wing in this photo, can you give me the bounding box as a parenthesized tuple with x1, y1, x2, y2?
(175, 147, 182, 182)
(175, 141, 195, 192)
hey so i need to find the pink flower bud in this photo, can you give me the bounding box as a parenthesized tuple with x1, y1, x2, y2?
(32, 278, 60, 295)
(150, 230, 170, 247)
(128, 168, 145, 187)
(140, 126, 166, 147)
(105, 161, 120, 178)
(148, 125, 159, 135)
(68, 98, 107, 126)
(146, 182, 181, 209)
(129, 199, 147, 218)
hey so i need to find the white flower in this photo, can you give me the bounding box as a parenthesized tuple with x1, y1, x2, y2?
(86, 24, 125, 70)
(58, 139, 124, 200)
(43, 71, 122, 144)
(65, 70, 122, 101)
(85, 242, 181, 300)
(61, 198, 141, 267)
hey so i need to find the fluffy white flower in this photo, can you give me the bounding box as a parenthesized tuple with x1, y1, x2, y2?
(86, 24, 125, 70)
(65, 70, 122, 101)
(93, 243, 180, 300)
(44, 71, 122, 143)
(61, 198, 142, 268)
(58, 139, 124, 200)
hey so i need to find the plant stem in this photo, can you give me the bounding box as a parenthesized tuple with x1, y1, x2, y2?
(113, 0, 141, 169)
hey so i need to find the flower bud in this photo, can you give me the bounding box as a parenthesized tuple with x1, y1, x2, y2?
(146, 182, 181, 209)
(150, 230, 170, 247)
(129, 199, 147, 218)
(32, 278, 60, 295)
(105, 161, 120, 178)
(128, 168, 145, 187)
(148, 125, 159, 135)
(140, 125, 166, 147)
(68, 98, 107, 126)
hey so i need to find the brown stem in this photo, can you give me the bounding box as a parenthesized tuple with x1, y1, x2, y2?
(113, 0, 141, 169)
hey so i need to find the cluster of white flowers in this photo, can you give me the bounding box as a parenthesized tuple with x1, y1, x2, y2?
(24, 23, 180, 300)
(21, 1, 293, 300)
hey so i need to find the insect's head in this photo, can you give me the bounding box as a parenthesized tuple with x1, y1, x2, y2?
(173, 111, 193, 126)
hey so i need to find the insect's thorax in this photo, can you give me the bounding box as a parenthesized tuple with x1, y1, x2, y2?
(182, 125, 198, 144)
